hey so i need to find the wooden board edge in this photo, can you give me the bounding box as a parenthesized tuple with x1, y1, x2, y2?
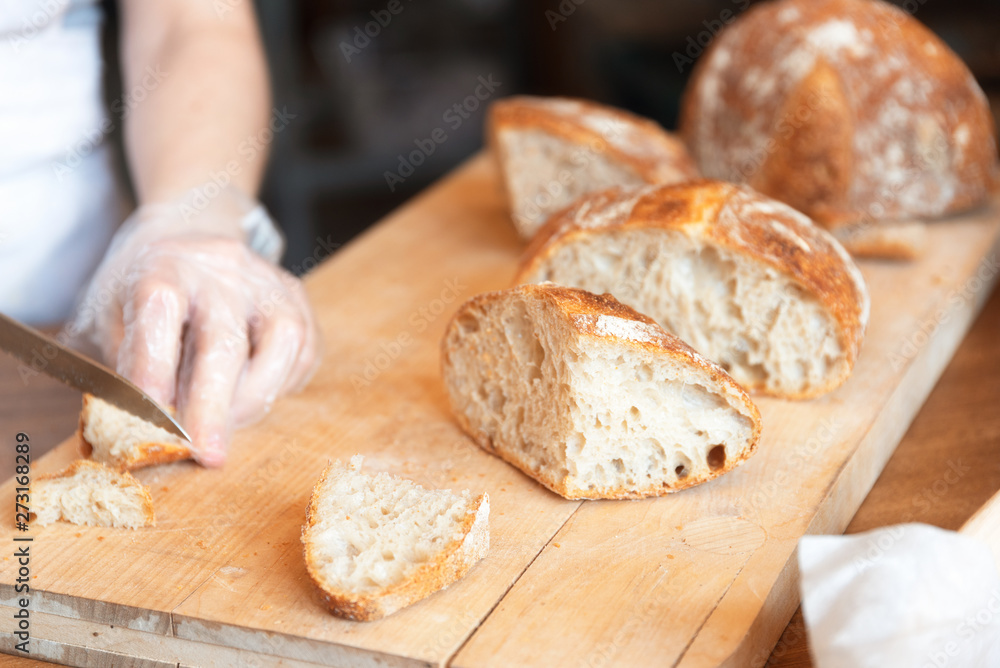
(0, 587, 171, 636)
(0, 608, 426, 668)
(677, 242, 1000, 668)
(169, 613, 434, 668)
(0, 636, 173, 668)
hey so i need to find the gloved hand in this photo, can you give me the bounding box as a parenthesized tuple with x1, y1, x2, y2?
(65, 186, 321, 467)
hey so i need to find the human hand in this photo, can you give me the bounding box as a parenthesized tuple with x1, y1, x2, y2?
(67, 187, 321, 466)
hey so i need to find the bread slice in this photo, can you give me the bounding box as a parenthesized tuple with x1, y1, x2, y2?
(515, 181, 870, 399)
(301, 456, 489, 621)
(31, 460, 155, 529)
(488, 96, 699, 239)
(79, 394, 191, 471)
(441, 284, 762, 500)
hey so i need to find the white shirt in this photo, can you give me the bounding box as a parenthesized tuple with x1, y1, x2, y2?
(0, 0, 125, 325)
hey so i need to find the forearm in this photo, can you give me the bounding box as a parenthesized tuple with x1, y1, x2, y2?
(119, 0, 271, 205)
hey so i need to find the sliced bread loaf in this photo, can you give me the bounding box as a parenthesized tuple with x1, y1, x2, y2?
(31, 460, 155, 529)
(302, 456, 489, 621)
(79, 393, 191, 471)
(488, 96, 698, 239)
(515, 181, 870, 399)
(441, 284, 762, 500)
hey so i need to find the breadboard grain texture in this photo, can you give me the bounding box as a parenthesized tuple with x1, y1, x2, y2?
(1, 154, 998, 667)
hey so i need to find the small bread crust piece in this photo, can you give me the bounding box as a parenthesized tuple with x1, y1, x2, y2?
(679, 0, 999, 231)
(517, 181, 870, 398)
(301, 463, 490, 622)
(78, 394, 192, 471)
(441, 284, 763, 499)
(32, 460, 156, 528)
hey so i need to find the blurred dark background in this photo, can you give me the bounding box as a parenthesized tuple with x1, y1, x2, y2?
(245, 0, 1000, 271)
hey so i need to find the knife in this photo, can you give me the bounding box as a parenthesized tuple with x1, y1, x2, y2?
(0, 312, 191, 442)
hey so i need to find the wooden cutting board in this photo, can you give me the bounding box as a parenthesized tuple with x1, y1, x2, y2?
(1, 154, 998, 668)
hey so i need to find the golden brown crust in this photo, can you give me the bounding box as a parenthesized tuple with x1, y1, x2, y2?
(680, 0, 999, 230)
(518, 186, 644, 264)
(78, 411, 93, 459)
(752, 58, 854, 224)
(301, 463, 489, 621)
(123, 443, 193, 470)
(525, 283, 660, 328)
(441, 284, 763, 499)
(488, 95, 699, 214)
(35, 460, 156, 527)
(515, 181, 869, 399)
(78, 394, 192, 472)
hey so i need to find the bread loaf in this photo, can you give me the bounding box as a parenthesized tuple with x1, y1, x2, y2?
(301, 456, 489, 621)
(79, 394, 191, 471)
(515, 181, 869, 399)
(31, 460, 155, 529)
(680, 0, 998, 253)
(441, 284, 762, 500)
(489, 96, 699, 239)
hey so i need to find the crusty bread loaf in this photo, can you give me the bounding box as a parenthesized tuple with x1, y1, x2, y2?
(301, 456, 489, 621)
(79, 394, 191, 471)
(680, 0, 998, 249)
(31, 460, 155, 529)
(489, 96, 699, 239)
(441, 284, 762, 500)
(515, 181, 870, 399)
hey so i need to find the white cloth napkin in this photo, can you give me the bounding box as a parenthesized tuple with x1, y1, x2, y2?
(799, 523, 1000, 668)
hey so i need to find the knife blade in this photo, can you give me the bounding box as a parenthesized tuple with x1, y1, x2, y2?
(0, 312, 191, 442)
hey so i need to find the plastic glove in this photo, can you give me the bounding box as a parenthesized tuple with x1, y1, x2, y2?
(65, 185, 321, 467)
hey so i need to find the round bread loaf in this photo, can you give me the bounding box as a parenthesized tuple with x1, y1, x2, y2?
(680, 0, 998, 230)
